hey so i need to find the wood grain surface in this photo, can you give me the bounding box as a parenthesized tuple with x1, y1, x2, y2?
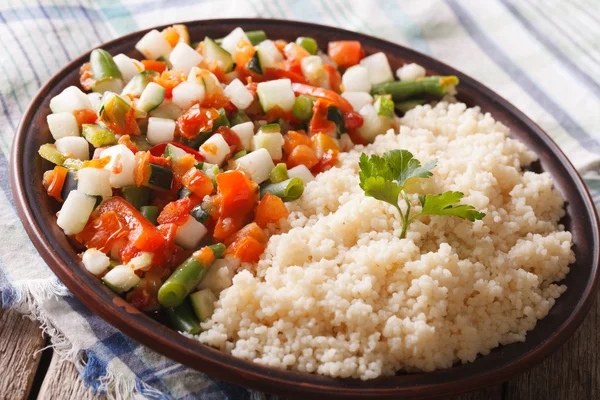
(37, 352, 96, 400)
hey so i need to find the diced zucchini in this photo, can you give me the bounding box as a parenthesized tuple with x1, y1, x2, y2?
(82, 124, 117, 147)
(130, 135, 152, 151)
(102, 265, 140, 294)
(230, 110, 251, 126)
(163, 143, 188, 161)
(174, 215, 208, 249)
(147, 117, 176, 145)
(201, 163, 220, 186)
(145, 163, 173, 190)
(138, 82, 166, 112)
(122, 70, 159, 97)
(256, 79, 295, 112)
(98, 93, 134, 134)
(39, 144, 65, 165)
(327, 105, 346, 137)
(214, 108, 230, 129)
(255, 40, 283, 69)
(230, 121, 254, 150)
(246, 51, 262, 75)
(60, 171, 78, 200)
(47, 112, 80, 140)
(252, 132, 284, 160)
(190, 289, 217, 321)
(177, 186, 192, 199)
(190, 203, 211, 224)
(141, 205, 158, 225)
(63, 158, 84, 170)
(203, 37, 235, 73)
(122, 186, 150, 210)
(135, 29, 172, 60)
(259, 123, 281, 134)
(149, 99, 184, 120)
(90, 49, 123, 94)
(171, 81, 205, 110)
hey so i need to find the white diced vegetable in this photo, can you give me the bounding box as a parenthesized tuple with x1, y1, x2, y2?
(135, 29, 172, 60)
(102, 144, 136, 188)
(190, 289, 218, 321)
(342, 65, 371, 92)
(175, 215, 208, 250)
(341, 92, 373, 112)
(127, 252, 153, 271)
(55, 136, 89, 160)
(87, 92, 103, 111)
(231, 121, 254, 150)
(252, 132, 284, 160)
(113, 54, 141, 82)
(82, 248, 110, 275)
(224, 79, 253, 110)
(149, 99, 184, 120)
(147, 117, 176, 145)
(103, 265, 140, 293)
(199, 134, 230, 165)
(169, 42, 204, 74)
(171, 81, 205, 110)
(198, 259, 233, 292)
(220, 27, 249, 55)
(360, 52, 394, 85)
(338, 133, 354, 152)
(234, 148, 274, 184)
(287, 164, 315, 183)
(257, 79, 295, 112)
(50, 86, 93, 114)
(396, 63, 426, 81)
(300, 55, 328, 87)
(255, 40, 284, 68)
(47, 112, 79, 140)
(77, 167, 112, 197)
(357, 104, 393, 142)
(57, 190, 96, 235)
(137, 82, 166, 112)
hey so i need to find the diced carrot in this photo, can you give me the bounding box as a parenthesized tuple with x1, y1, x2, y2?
(283, 42, 310, 61)
(254, 193, 289, 228)
(157, 197, 194, 226)
(226, 236, 265, 263)
(76, 211, 128, 252)
(181, 168, 214, 198)
(73, 109, 98, 126)
(193, 246, 215, 265)
(311, 132, 339, 158)
(82, 156, 111, 169)
(118, 135, 138, 153)
(323, 63, 342, 93)
(327, 41, 363, 68)
(43, 166, 68, 202)
(283, 130, 311, 156)
(79, 62, 94, 91)
(142, 60, 168, 73)
(162, 27, 180, 48)
(286, 144, 319, 169)
(224, 222, 267, 247)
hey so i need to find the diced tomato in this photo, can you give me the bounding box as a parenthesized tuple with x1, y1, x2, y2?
(76, 211, 128, 252)
(157, 223, 178, 247)
(79, 62, 94, 91)
(157, 197, 195, 225)
(171, 153, 197, 182)
(327, 41, 363, 68)
(343, 111, 364, 130)
(154, 71, 185, 99)
(226, 236, 264, 263)
(142, 60, 168, 73)
(162, 27, 180, 47)
(323, 64, 342, 93)
(312, 151, 338, 174)
(181, 168, 214, 198)
(95, 197, 166, 252)
(175, 105, 220, 139)
(264, 67, 308, 85)
(73, 109, 97, 126)
(213, 171, 258, 240)
(292, 83, 353, 113)
(224, 222, 267, 246)
(193, 246, 215, 265)
(43, 166, 68, 202)
(215, 126, 242, 155)
(308, 100, 337, 136)
(254, 193, 289, 228)
(286, 144, 318, 169)
(118, 135, 138, 154)
(134, 151, 170, 187)
(149, 142, 205, 162)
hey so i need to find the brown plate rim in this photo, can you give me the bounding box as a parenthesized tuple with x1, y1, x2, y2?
(9, 18, 600, 399)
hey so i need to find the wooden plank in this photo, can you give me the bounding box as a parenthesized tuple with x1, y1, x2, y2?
(505, 290, 600, 399)
(451, 385, 503, 399)
(0, 308, 46, 400)
(37, 352, 98, 400)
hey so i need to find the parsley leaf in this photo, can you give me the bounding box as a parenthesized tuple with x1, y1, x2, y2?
(382, 150, 437, 187)
(419, 191, 486, 222)
(359, 153, 402, 206)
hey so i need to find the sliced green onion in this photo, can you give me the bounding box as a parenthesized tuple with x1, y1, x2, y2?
(269, 163, 288, 184)
(370, 76, 459, 102)
(232, 150, 247, 160)
(260, 177, 304, 201)
(296, 37, 318, 55)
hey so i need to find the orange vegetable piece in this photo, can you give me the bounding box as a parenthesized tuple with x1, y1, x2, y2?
(162, 27, 180, 47)
(254, 193, 289, 228)
(175, 105, 220, 139)
(142, 60, 168, 73)
(157, 197, 194, 226)
(181, 168, 214, 198)
(327, 41, 363, 68)
(283, 130, 312, 156)
(311, 132, 339, 158)
(43, 166, 68, 202)
(226, 236, 265, 263)
(73, 109, 98, 126)
(193, 246, 215, 265)
(286, 144, 318, 169)
(76, 211, 128, 252)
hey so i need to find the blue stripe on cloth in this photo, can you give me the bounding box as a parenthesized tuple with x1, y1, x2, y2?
(35, 0, 73, 61)
(77, 0, 107, 43)
(0, 4, 104, 23)
(0, 264, 19, 308)
(500, 0, 600, 98)
(446, 0, 600, 155)
(0, 93, 17, 131)
(0, 151, 15, 209)
(0, 11, 42, 87)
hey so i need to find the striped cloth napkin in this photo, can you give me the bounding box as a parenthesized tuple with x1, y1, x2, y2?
(1, 0, 599, 398)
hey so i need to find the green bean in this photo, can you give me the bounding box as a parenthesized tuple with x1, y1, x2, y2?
(232, 150, 247, 160)
(292, 95, 315, 121)
(165, 299, 201, 334)
(157, 243, 225, 308)
(230, 110, 251, 126)
(395, 98, 427, 114)
(260, 178, 304, 201)
(247, 30, 268, 45)
(122, 186, 150, 210)
(90, 49, 122, 81)
(140, 205, 158, 225)
(374, 96, 394, 118)
(296, 37, 318, 55)
(82, 124, 117, 147)
(370, 76, 459, 102)
(269, 163, 289, 184)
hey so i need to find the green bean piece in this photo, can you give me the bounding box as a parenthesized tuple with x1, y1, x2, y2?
(38, 144, 66, 166)
(165, 300, 202, 334)
(395, 98, 427, 114)
(90, 49, 122, 81)
(246, 30, 268, 45)
(230, 110, 251, 126)
(296, 37, 318, 55)
(269, 163, 289, 184)
(82, 124, 118, 147)
(157, 243, 225, 308)
(292, 95, 315, 121)
(232, 150, 247, 160)
(374, 96, 395, 118)
(371, 76, 459, 102)
(140, 205, 158, 225)
(260, 178, 304, 201)
(122, 186, 150, 210)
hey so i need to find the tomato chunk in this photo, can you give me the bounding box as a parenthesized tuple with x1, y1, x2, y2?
(213, 171, 258, 240)
(142, 60, 168, 73)
(76, 211, 128, 252)
(43, 166, 68, 202)
(157, 197, 195, 226)
(181, 168, 214, 198)
(225, 222, 268, 263)
(255, 193, 289, 228)
(292, 83, 353, 113)
(175, 105, 220, 139)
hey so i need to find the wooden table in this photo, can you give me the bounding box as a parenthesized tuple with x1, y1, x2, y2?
(1, 290, 599, 400)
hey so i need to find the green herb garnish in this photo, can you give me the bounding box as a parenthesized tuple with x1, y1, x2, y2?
(358, 150, 485, 239)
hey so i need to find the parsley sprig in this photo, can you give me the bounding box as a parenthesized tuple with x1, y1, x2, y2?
(358, 150, 485, 238)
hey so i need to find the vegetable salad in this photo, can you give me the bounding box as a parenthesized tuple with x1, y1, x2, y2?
(39, 24, 459, 328)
